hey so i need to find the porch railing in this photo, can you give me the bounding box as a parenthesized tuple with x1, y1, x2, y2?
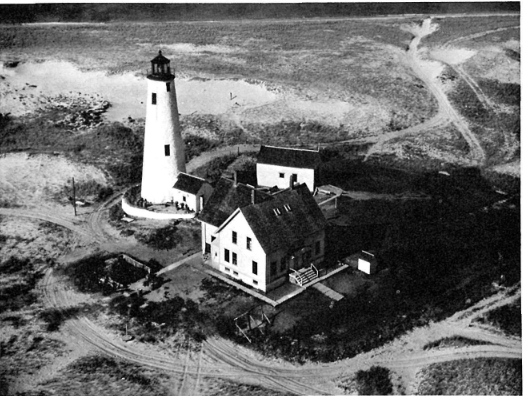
(289, 268, 304, 287)
(311, 263, 319, 278)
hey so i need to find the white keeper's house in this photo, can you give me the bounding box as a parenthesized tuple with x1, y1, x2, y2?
(197, 178, 327, 293)
(256, 145, 322, 192)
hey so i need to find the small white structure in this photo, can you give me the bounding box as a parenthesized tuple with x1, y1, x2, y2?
(141, 51, 186, 204)
(256, 145, 322, 192)
(357, 250, 378, 275)
(198, 179, 327, 293)
(172, 172, 213, 213)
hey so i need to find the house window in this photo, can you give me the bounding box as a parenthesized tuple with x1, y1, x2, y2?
(225, 267, 230, 272)
(164, 144, 170, 156)
(246, 237, 252, 250)
(315, 240, 321, 255)
(232, 231, 237, 244)
(232, 252, 237, 265)
(252, 261, 258, 275)
(205, 243, 211, 254)
(166, 83, 171, 92)
(182, 196, 186, 202)
(224, 249, 230, 263)
(270, 261, 277, 277)
(253, 280, 258, 285)
(211, 236, 216, 242)
(152, 93, 157, 105)
(280, 258, 286, 272)
(233, 271, 238, 276)
(279, 172, 285, 178)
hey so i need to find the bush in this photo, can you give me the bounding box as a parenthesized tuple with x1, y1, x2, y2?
(134, 222, 182, 250)
(192, 153, 237, 184)
(39, 307, 80, 332)
(479, 300, 521, 336)
(423, 336, 491, 350)
(108, 203, 126, 222)
(184, 134, 219, 161)
(355, 366, 393, 395)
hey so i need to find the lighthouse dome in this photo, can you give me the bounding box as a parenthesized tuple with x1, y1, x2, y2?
(148, 50, 174, 81)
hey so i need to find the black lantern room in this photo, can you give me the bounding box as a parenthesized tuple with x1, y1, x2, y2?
(147, 50, 174, 81)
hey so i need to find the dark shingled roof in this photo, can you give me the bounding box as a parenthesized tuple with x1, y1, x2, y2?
(173, 173, 207, 195)
(257, 145, 322, 169)
(197, 178, 272, 227)
(240, 184, 327, 253)
(151, 50, 170, 64)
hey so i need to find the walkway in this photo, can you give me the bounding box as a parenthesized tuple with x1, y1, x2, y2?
(156, 252, 201, 275)
(312, 283, 344, 301)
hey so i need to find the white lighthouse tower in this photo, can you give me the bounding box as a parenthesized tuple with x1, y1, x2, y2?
(141, 51, 186, 203)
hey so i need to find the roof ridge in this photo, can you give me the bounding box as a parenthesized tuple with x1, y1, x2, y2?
(178, 171, 206, 181)
(262, 145, 319, 153)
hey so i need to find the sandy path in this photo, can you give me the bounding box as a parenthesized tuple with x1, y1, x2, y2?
(362, 18, 487, 165)
(39, 260, 521, 395)
(3, 147, 519, 394)
(4, 168, 520, 394)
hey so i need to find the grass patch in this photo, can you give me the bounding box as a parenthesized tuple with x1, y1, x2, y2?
(134, 221, 184, 251)
(418, 358, 522, 395)
(192, 153, 238, 184)
(0, 256, 43, 314)
(39, 355, 171, 396)
(108, 293, 208, 343)
(423, 336, 492, 350)
(38, 306, 81, 332)
(61, 253, 158, 294)
(355, 366, 393, 395)
(55, 179, 113, 203)
(476, 299, 521, 337)
(447, 70, 520, 165)
(209, 378, 293, 396)
(0, 332, 66, 378)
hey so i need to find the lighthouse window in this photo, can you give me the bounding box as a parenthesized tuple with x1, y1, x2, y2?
(164, 145, 170, 156)
(152, 93, 157, 105)
(166, 83, 171, 92)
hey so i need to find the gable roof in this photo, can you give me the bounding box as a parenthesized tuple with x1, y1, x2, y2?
(197, 177, 272, 227)
(257, 145, 322, 169)
(173, 172, 207, 195)
(240, 184, 327, 253)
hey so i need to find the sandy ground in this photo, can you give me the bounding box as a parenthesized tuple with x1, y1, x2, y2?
(0, 152, 107, 209)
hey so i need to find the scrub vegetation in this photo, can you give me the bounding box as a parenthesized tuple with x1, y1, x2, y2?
(418, 358, 522, 395)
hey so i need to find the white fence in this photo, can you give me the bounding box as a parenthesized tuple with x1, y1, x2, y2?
(121, 198, 196, 220)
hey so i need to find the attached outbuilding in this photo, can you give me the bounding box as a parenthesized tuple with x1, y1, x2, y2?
(172, 172, 213, 213)
(256, 145, 322, 192)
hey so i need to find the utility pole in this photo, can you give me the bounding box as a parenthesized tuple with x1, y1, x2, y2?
(72, 177, 77, 216)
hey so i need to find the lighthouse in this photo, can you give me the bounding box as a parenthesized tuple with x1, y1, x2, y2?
(141, 51, 186, 203)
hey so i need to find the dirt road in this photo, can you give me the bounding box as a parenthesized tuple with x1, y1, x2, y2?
(39, 260, 521, 395)
(363, 18, 487, 165)
(2, 143, 520, 394)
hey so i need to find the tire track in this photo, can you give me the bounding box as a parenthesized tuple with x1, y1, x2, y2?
(41, 252, 522, 395)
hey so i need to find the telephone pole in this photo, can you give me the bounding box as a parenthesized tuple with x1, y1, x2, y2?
(72, 177, 77, 216)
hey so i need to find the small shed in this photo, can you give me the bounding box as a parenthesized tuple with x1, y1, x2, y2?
(172, 172, 213, 213)
(357, 250, 378, 275)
